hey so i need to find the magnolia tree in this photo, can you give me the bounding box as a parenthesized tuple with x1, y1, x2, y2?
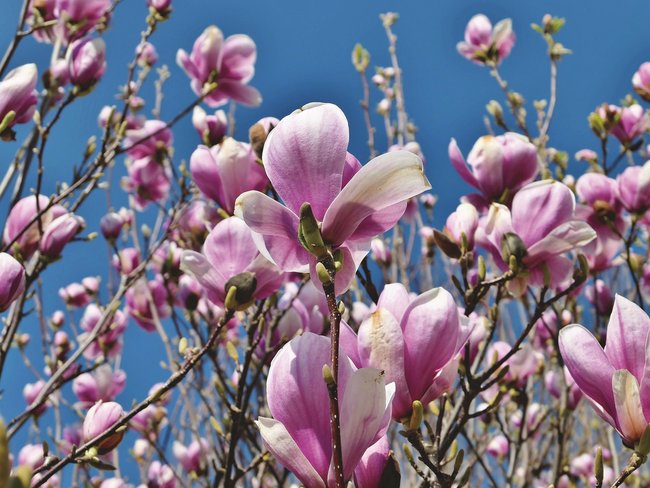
(1, 2, 650, 487)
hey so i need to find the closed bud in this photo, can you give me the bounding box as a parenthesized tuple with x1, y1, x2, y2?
(500, 232, 527, 266)
(0, 253, 26, 312)
(224, 272, 257, 309)
(298, 203, 327, 258)
(67, 37, 107, 92)
(82, 401, 125, 454)
(352, 43, 370, 72)
(433, 229, 461, 259)
(408, 400, 423, 431)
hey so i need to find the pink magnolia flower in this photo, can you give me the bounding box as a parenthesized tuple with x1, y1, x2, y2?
(66, 36, 106, 90)
(23, 379, 49, 416)
(585, 279, 614, 315)
(59, 281, 91, 307)
(575, 149, 598, 163)
(190, 138, 268, 214)
(486, 435, 509, 458)
(136, 42, 158, 67)
(345, 284, 471, 420)
(449, 133, 538, 203)
(148, 0, 172, 14)
(0, 252, 25, 311)
(113, 247, 140, 275)
(124, 120, 173, 161)
(249, 116, 279, 158)
(256, 332, 394, 487)
(235, 103, 430, 294)
(83, 401, 125, 454)
(55, 0, 112, 42)
(370, 238, 391, 266)
(192, 106, 227, 146)
(125, 277, 171, 331)
(0, 63, 38, 139)
(444, 202, 479, 251)
(180, 217, 284, 308)
(544, 366, 582, 410)
(173, 438, 209, 473)
(39, 212, 85, 257)
(18, 443, 46, 468)
(100, 211, 125, 241)
(353, 437, 392, 488)
(560, 295, 650, 446)
(147, 461, 176, 488)
(603, 104, 650, 145)
(173, 199, 221, 251)
(616, 160, 650, 213)
(73, 364, 126, 407)
(482, 180, 596, 294)
(177, 25, 261, 107)
(457, 14, 515, 65)
(121, 157, 172, 210)
(633, 62, 650, 102)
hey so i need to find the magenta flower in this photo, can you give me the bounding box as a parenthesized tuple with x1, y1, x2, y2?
(125, 277, 171, 331)
(457, 14, 515, 65)
(633, 62, 650, 102)
(235, 103, 430, 294)
(349, 284, 471, 419)
(177, 25, 261, 108)
(449, 133, 538, 203)
(180, 217, 284, 308)
(616, 160, 650, 213)
(39, 212, 85, 257)
(560, 295, 650, 446)
(122, 157, 172, 210)
(605, 104, 650, 145)
(256, 332, 394, 487)
(190, 138, 268, 214)
(0, 252, 25, 311)
(55, 0, 112, 42)
(148, 0, 172, 14)
(0, 63, 38, 139)
(124, 119, 173, 161)
(78, 304, 127, 360)
(173, 438, 209, 473)
(23, 379, 49, 416)
(444, 202, 479, 251)
(66, 36, 106, 90)
(72, 364, 126, 407)
(147, 461, 176, 488)
(482, 180, 596, 294)
(136, 41, 158, 67)
(192, 106, 227, 146)
(82, 400, 125, 454)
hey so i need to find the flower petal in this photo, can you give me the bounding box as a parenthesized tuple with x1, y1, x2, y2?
(525, 220, 596, 265)
(604, 295, 650, 381)
(203, 218, 258, 280)
(322, 150, 430, 246)
(263, 103, 348, 219)
(180, 250, 226, 305)
(257, 417, 326, 488)
(218, 80, 262, 107)
(376, 283, 411, 323)
(559, 324, 616, 420)
(612, 370, 648, 444)
(448, 138, 478, 189)
(235, 191, 310, 272)
(221, 34, 257, 83)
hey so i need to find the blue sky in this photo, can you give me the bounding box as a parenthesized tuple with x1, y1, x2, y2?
(1, 0, 650, 482)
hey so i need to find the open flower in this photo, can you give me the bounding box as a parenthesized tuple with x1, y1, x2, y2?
(177, 25, 261, 107)
(0, 63, 38, 140)
(482, 180, 596, 294)
(180, 217, 284, 309)
(348, 284, 471, 419)
(560, 295, 650, 446)
(235, 103, 430, 294)
(256, 332, 394, 487)
(457, 14, 515, 65)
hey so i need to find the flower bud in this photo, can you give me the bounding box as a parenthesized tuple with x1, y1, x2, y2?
(67, 37, 107, 91)
(192, 106, 227, 146)
(617, 160, 650, 213)
(136, 42, 158, 67)
(23, 380, 48, 416)
(249, 116, 278, 159)
(0, 252, 25, 311)
(0, 64, 38, 140)
(100, 212, 124, 241)
(633, 62, 650, 102)
(82, 401, 125, 454)
(370, 238, 391, 266)
(148, 0, 172, 14)
(39, 213, 85, 258)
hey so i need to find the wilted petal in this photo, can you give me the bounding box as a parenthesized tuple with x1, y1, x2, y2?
(235, 191, 310, 272)
(257, 417, 326, 488)
(559, 324, 616, 420)
(604, 295, 650, 381)
(263, 103, 349, 219)
(612, 370, 648, 443)
(322, 151, 430, 246)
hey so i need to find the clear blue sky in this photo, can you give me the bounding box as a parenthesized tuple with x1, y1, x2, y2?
(1, 0, 649, 481)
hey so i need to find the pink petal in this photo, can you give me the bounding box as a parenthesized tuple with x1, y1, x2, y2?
(245, 254, 284, 299)
(448, 138, 478, 189)
(189, 145, 224, 204)
(257, 417, 326, 488)
(376, 283, 411, 323)
(235, 191, 310, 272)
(218, 80, 262, 107)
(559, 324, 616, 421)
(322, 150, 430, 246)
(353, 437, 390, 488)
(203, 218, 258, 280)
(604, 295, 650, 381)
(263, 103, 349, 220)
(180, 251, 226, 305)
(221, 34, 257, 83)
(340, 320, 361, 368)
(525, 220, 596, 266)
(612, 370, 648, 443)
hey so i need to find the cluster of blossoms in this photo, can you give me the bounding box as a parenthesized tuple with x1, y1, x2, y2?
(2, 3, 650, 488)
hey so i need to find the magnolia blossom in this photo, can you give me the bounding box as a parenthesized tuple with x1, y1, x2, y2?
(444, 202, 479, 251)
(457, 14, 516, 65)
(235, 103, 430, 294)
(83, 401, 125, 454)
(633, 62, 650, 102)
(449, 133, 538, 205)
(121, 157, 172, 210)
(125, 277, 171, 331)
(73, 364, 126, 407)
(192, 106, 227, 146)
(67, 36, 107, 89)
(616, 160, 650, 213)
(0, 63, 38, 138)
(177, 25, 261, 107)
(173, 438, 209, 473)
(347, 284, 471, 420)
(181, 217, 284, 308)
(560, 295, 650, 445)
(257, 332, 394, 487)
(124, 120, 173, 161)
(190, 138, 268, 214)
(605, 104, 650, 144)
(0, 252, 26, 311)
(39, 213, 85, 257)
(482, 180, 596, 294)
(147, 461, 176, 488)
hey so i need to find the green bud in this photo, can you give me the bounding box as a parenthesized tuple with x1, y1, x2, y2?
(478, 255, 486, 282)
(315, 262, 331, 285)
(224, 272, 257, 310)
(333, 249, 344, 271)
(178, 337, 188, 355)
(403, 443, 414, 463)
(322, 364, 335, 386)
(636, 424, 650, 455)
(352, 43, 370, 72)
(501, 232, 527, 267)
(0, 111, 16, 135)
(409, 400, 423, 431)
(594, 447, 603, 485)
(298, 203, 328, 258)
